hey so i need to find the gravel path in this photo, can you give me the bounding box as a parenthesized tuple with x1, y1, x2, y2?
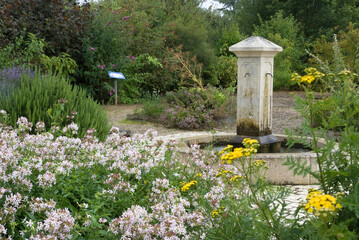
(104, 91, 304, 136)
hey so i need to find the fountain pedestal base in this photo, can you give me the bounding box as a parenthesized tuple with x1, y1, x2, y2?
(229, 134, 281, 153)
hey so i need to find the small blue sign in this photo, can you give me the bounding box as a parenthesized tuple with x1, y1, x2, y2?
(108, 71, 126, 79)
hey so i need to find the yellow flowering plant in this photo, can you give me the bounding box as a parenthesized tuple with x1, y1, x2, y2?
(215, 138, 288, 239)
(304, 189, 342, 216)
(291, 67, 325, 86)
(285, 52, 359, 237)
(211, 207, 225, 218)
(180, 180, 197, 192)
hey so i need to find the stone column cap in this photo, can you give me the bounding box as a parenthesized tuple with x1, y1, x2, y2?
(229, 36, 283, 57)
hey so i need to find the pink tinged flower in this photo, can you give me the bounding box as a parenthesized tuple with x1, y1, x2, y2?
(101, 65, 106, 70)
(131, 56, 135, 61)
(109, 205, 153, 237)
(29, 197, 56, 213)
(38, 208, 75, 239)
(122, 16, 131, 21)
(91, 47, 94, 51)
(109, 126, 120, 134)
(38, 171, 56, 188)
(106, 22, 111, 26)
(0, 224, 6, 234)
(35, 121, 45, 133)
(63, 122, 78, 135)
(83, 220, 91, 227)
(16, 117, 33, 131)
(112, 64, 116, 68)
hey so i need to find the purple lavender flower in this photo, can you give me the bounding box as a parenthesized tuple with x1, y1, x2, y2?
(106, 22, 111, 26)
(0, 66, 35, 99)
(122, 16, 131, 21)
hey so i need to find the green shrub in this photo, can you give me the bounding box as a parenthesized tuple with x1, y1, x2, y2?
(311, 23, 359, 77)
(0, 0, 92, 64)
(148, 86, 235, 130)
(0, 33, 78, 79)
(215, 55, 237, 88)
(78, 1, 174, 102)
(253, 11, 307, 90)
(0, 69, 110, 140)
(139, 98, 164, 119)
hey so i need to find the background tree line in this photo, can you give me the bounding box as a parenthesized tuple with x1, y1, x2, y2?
(1, 0, 359, 103)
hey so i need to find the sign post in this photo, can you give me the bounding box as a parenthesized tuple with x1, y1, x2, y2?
(108, 71, 126, 105)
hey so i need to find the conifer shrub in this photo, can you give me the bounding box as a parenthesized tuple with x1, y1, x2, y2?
(0, 69, 110, 140)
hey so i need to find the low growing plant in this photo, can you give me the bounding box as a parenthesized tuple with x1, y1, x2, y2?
(157, 86, 235, 130)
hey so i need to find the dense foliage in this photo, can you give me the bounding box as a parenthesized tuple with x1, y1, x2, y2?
(75, 0, 218, 102)
(2, 0, 359, 99)
(286, 65, 359, 237)
(136, 86, 235, 130)
(0, 0, 92, 64)
(217, 0, 359, 39)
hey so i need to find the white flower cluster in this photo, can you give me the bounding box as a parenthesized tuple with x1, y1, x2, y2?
(35, 122, 45, 133)
(0, 110, 7, 116)
(16, 117, 33, 132)
(0, 116, 244, 239)
(63, 122, 79, 135)
(36, 208, 75, 239)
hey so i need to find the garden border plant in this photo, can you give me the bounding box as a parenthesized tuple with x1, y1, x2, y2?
(0, 68, 110, 140)
(284, 57, 359, 237)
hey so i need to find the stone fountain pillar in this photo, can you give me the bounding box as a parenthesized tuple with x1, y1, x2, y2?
(228, 36, 282, 153)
